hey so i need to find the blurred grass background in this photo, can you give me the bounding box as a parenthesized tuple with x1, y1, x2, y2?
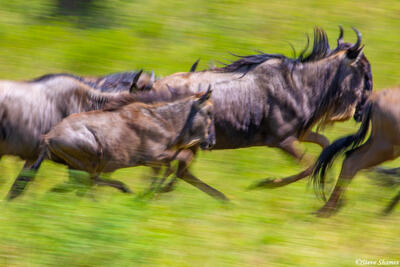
(0, 0, 399, 266)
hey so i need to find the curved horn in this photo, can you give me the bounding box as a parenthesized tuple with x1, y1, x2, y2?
(337, 25, 344, 46)
(145, 70, 155, 90)
(350, 27, 362, 51)
(129, 69, 143, 93)
(190, 59, 200, 72)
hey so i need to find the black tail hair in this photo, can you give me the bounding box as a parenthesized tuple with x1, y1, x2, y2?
(32, 145, 48, 170)
(312, 102, 372, 200)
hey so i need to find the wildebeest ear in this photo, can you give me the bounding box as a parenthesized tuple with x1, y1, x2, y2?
(190, 59, 200, 72)
(150, 71, 155, 85)
(129, 69, 143, 93)
(347, 45, 364, 65)
(197, 85, 212, 104)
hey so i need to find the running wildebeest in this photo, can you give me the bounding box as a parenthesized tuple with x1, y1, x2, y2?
(2, 72, 180, 199)
(32, 87, 227, 200)
(148, 27, 372, 193)
(312, 87, 400, 217)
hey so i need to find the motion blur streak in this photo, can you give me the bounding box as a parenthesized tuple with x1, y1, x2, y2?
(0, 0, 399, 266)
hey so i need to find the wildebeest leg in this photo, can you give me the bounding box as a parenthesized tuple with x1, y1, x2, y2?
(50, 167, 87, 193)
(7, 159, 41, 200)
(375, 167, 400, 175)
(301, 131, 330, 149)
(145, 165, 174, 195)
(158, 147, 198, 193)
(92, 175, 132, 193)
(250, 136, 314, 189)
(316, 139, 394, 217)
(158, 176, 178, 193)
(175, 150, 228, 201)
(383, 190, 400, 215)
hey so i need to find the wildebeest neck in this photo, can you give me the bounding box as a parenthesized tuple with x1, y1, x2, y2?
(145, 98, 197, 147)
(290, 54, 351, 132)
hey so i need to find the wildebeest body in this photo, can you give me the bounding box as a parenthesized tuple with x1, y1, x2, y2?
(151, 28, 372, 190)
(41, 93, 227, 200)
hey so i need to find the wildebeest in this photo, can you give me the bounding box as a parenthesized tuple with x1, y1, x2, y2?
(32, 87, 227, 200)
(148, 27, 372, 193)
(1, 72, 181, 199)
(312, 87, 400, 217)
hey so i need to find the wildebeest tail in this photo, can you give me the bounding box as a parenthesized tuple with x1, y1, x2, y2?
(32, 144, 49, 170)
(312, 101, 372, 200)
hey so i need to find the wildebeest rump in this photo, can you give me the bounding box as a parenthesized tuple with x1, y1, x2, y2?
(150, 27, 372, 192)
(34, 88, 227, 200)
(312, 87, 400, 217)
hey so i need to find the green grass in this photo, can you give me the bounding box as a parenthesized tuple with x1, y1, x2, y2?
(0, 0, 399, 266)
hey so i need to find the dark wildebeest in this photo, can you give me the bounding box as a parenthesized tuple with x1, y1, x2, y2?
(312, 87, 400, 217)
(1, 72, 176, 199)
(32, 88, 227, 200)
(148, 27, 372, 193)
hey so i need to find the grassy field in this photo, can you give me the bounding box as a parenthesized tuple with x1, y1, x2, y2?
(0, 1, 399, 266)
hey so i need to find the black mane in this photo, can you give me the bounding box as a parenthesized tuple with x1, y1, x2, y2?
(29, 73, 90, 83)
(217, 27, 334, 74)
(28, 71, 146, 92)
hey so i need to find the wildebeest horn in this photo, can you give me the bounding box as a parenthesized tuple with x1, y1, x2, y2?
(337, 25, 344, 46)
(350, 27, 362, 51)
(129, 69, 143, 93)
(347, 27, 363, 59)
(190, 59, 200, 72)
(198, 85, 212, 104)
(146, 70, 155, 89)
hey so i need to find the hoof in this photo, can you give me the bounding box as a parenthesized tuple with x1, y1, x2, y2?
(312, 205, 338, 218)
(121, 186, 134, 194)
(157, 184, 175, 193)
(248, 178, 285, 190)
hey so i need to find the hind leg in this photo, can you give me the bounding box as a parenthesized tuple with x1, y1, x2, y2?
(383, 190, 400, 215)
(7, 159, 41, 200)
(316, 138, 395, 217)
(92, 175, 132, 193)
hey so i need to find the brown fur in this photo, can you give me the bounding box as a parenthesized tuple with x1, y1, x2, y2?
(38, 93, 227, 200)
(313, 87, 400, 216)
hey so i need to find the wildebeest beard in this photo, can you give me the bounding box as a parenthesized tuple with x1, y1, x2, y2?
(152, 27, 372, 150)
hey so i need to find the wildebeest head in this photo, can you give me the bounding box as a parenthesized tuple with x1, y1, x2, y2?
(177, 86, 215, 150)
(309, 27, 372, 127)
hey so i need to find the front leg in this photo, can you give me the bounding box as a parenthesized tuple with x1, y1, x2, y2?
(301, 131, 330, 149)
(250, 136, 313, 189)
(174, 149, 228, 201)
